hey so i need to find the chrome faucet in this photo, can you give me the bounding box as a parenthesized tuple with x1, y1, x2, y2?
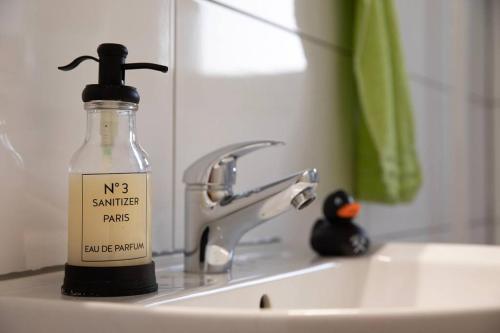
(183, 141, 319, 273)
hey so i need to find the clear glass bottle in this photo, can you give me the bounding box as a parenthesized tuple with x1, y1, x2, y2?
(67, 100, 152, 268)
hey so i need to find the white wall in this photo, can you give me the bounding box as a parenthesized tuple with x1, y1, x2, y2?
(0, 0, 175, 274)
(0, 0, 494, 275)
(363, 0, 495, 243)
(172, 0, 495, 246)
(173, 0, 355, 250)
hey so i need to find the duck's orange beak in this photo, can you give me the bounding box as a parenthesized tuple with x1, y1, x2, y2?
(337, 202, 361, 218)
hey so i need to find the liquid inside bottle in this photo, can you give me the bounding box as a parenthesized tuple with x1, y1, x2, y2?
(67, 100, 152, 267)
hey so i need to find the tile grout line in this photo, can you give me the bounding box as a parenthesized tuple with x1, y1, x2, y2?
(408, 72, 452, 93)
(203, 0, 494, 105)
(373, 217, 497, 241)
(484, 0, 495, 244)
(171, 0, 178, 251)
(409, 72, 496, 107)
(0, 239, 283, 280)
(203, 0, 352, 57)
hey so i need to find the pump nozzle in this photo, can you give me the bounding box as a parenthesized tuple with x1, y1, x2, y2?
(123, 63, 168, 72)
(58, 43, 168, 103)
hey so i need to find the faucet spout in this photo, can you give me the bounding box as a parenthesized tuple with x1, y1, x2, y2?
(183, 141, 319, 273)
(222, 168, 317, 214)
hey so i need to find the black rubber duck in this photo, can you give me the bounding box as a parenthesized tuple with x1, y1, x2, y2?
(310, 190, 370, 256)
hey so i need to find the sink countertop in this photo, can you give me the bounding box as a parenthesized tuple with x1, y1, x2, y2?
(3, 242, 500, 333)
(0, 242, 319, 305)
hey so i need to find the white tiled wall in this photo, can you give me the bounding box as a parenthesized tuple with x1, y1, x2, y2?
(0, 0, 174, 274)
(364, 0, 495, 243)
(174, 0, 495, 247)
(173, 0, 355, 250)
(206, 0, 354, 49)
(0, 0, 495, 275)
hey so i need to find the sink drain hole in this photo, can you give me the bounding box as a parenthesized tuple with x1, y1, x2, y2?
(259, 294, 271, 309)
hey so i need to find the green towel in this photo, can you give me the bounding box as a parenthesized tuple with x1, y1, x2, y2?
(353, 0, 422, 203)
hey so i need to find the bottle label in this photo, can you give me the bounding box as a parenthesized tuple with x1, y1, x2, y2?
(68, 172, 151, 266)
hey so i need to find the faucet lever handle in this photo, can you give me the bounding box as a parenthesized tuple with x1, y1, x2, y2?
(183, 140, 284, 186)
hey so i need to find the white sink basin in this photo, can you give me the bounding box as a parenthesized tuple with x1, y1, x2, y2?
(1, 243, 500, 333)
(163, 243, 500, 311)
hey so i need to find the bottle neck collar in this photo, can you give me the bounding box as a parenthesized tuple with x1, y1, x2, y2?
(84, 100, 138, 111)
(84, 101, 138, 145)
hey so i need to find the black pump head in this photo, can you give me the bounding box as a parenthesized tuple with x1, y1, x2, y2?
(58, 43, 168, 104)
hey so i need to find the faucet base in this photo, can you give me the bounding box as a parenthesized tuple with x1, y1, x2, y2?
(182, 141, 318, 274)
(185, 245, 233, 274)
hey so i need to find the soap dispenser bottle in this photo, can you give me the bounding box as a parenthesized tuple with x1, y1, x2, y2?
(59, 43, 167, 296)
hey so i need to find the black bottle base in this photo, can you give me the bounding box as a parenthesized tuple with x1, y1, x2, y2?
(61, 262, 158, 297)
